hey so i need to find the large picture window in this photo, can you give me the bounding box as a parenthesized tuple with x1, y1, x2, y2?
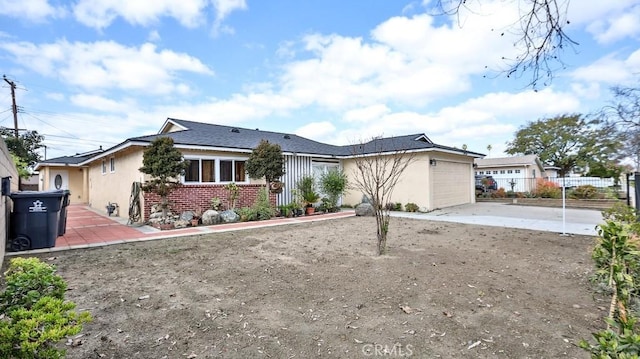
(184, 157, 246, 183)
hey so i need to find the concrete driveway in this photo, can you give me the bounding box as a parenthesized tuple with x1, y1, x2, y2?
(391, 202, 604, 236)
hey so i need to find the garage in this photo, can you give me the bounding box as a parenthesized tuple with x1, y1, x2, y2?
(432, 160, 472, 209)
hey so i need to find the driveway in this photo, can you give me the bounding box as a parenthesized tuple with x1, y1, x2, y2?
(391, 202, 604, 236)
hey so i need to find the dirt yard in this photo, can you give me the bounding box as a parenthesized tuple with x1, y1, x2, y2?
(23, 216, 605, 358)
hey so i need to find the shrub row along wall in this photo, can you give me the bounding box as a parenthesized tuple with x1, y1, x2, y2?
(143, 184, 276, 220)
(0, 139, 19, 268)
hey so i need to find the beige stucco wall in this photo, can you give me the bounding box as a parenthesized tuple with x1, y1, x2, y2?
(343, 152, 432, 209)
(0, 139, 20, 267)
(39, 166, 89, 204)
(342, 151, 475, 211)
(88, 147, 145, 217)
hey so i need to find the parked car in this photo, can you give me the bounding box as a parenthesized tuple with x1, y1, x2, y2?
(475, 175, 497, 191)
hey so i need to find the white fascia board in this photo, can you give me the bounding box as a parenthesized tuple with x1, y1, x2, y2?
(34, 162, 81, 170)
(344, 147, 482, 159)
(77, 141, 147, 165)
(158, 118, 188, 134)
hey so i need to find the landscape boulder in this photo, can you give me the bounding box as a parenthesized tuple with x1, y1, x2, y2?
(355, 203, 375, 217)
(202, 210, 221, 225)
(220, 209, 240, 223)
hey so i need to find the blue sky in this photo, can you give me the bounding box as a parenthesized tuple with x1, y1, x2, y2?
(1, 0, 639, 161)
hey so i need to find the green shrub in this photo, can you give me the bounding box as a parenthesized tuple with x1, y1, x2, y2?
(252, 187, 275, 220)
(570, 185, 599, 199)
(0, 258, 91, 359)
(394, 202, 403, 211)
(236, 207, 257, 222)
(405, 203, 419, 212)
(0, 257, 67, 313)
(319, 169, 348, 211)
(210, 197, 222, 210)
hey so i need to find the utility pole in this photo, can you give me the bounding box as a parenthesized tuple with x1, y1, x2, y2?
(3, 75, 19, 137)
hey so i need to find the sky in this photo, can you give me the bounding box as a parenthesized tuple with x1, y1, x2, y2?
(1, 0, 640, 161)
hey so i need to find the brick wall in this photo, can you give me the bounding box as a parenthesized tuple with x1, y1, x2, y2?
(142, 184, 276, 219)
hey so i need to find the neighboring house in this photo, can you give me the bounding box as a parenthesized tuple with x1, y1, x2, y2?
(474, 155, 546, 192)
(36, 118, 484, 220)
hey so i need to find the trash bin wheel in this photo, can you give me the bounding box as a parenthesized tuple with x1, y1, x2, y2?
(9, 235, 31, 252)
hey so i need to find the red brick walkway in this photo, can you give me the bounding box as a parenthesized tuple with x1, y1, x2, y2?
(8, 204, 355, 254)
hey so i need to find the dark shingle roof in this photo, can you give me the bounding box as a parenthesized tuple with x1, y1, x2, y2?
(130, 118, 348, 156)
(128, 118, 484, 157)
(36, 149, 104, 167)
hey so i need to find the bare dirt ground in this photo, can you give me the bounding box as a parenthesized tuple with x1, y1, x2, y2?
(22, 216, 605, 358)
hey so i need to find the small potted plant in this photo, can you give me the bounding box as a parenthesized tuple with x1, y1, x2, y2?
(290, 189, 304, 217)
(297, 175, 320, 215)
(190, 208, 202, 227)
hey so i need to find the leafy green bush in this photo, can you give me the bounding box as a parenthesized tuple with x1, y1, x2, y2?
(405, 203, 419, 212)
(319, 169, 348, 211)
(0, 257, 67, 313)
(0, 258, 91, 359)
(252, 187, 275, 220)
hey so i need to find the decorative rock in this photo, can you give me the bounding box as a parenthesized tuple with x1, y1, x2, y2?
(202, 210, 221, 225)
(355, 203, 375, 217)
(180, 211, 195, 221)
(174, 220, 189, 229)
(220, 209, 240, 223)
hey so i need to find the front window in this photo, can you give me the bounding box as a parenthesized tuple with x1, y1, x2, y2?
(101, 160, 106, 174)
(185, 160, 200, 182)
(184, 158, 246, 183)
(110, 157, 115, 172)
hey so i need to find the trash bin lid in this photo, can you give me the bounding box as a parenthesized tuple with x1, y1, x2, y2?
(10, 190, 66, 199)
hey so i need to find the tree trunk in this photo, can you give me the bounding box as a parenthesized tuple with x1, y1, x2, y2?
(376, 210, 390, 255)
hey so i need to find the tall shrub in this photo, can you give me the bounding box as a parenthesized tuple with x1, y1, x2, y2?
(139, 137, 189, 219)
(245, 140, 285, 183)
(319, 169, 348, 212)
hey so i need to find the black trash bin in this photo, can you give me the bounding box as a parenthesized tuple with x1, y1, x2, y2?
(58, 190, 71, 236)
(8, 190, 64, 252)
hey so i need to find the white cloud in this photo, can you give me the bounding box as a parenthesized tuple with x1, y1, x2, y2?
(72, 0, 207, 29)
(0, 0, 65, 22)
(569, 1, 640, 43)
(0, 40, 213, 94)
(295, 122, 336, 141)
(276, 1, 527, 110)
(571, 50, 640, 86)
(343, 104, 390, 123)
(211, 0, 247, 36)
(70, 94, 133, 113)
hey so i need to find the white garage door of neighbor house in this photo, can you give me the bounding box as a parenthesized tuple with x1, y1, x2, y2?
(433, 161, 471, 209)
(49, 170, 69, 191)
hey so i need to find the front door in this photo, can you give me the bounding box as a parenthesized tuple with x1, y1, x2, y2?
(49, 170, 69, 191)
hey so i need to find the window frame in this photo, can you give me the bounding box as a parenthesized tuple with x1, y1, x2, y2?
(101, 160, 106, 174)
(182, 156, 248, 184)
(109, 157, 116, 173)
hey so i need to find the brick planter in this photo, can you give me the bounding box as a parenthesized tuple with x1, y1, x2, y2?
(143, 184, 276, 221)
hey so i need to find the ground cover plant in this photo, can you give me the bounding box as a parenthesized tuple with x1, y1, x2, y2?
(8, 216, 607, 358)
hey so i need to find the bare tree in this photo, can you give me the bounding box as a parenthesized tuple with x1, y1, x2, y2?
(606, 85, 640, 129)
(351, 139, 416, 255)
(434, 0, 576, 88)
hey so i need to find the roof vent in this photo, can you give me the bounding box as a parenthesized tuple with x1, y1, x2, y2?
(231, 128, 240, 133)
(283, 134, 290, 139)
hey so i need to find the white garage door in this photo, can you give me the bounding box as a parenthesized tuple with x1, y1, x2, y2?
(433, 161, 471, 209)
